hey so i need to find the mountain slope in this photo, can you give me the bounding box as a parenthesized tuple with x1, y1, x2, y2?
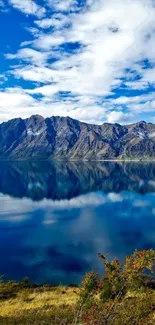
(0, 115, 154, 160)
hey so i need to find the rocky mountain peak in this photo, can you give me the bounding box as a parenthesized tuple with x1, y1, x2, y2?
(0, 116, 154, 160)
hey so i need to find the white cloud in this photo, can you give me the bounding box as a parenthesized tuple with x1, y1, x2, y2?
(0, 74, 7, 84)
(47, 0, 78, 12)
(6, 48, 48, 65)
(2, 0, 155, 123)
(35, 14, 69, 29)
(20, 1, 155, 94)
(107, 111, 134, 124)
(0, 88, 35, 107)
(125, 80, 149, 90)
(126, 67, 155, 89)
(0, 88, 37, 122)
(0, 87, 108, 124)
(142, 68, 155, 84)
(34, 33, 65, 50)
(12, 66, 56, 83)
(9, 0, 45, 17)
(111, 93, 155, 105)
(128, 100, 155, 113)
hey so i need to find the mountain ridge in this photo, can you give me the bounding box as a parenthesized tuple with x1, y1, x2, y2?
(2, 115, 153, 126)
(0, 115, 155, 160)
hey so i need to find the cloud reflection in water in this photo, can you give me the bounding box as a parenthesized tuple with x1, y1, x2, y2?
(0, 161, 155, 284)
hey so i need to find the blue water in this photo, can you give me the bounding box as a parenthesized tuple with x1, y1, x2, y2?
(0, 161, 155, 285)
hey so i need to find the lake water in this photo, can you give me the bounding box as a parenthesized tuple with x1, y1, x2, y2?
(0, 161, 155, 285)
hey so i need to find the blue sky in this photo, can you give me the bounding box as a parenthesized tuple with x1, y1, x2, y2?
(0, 0, 155, 124)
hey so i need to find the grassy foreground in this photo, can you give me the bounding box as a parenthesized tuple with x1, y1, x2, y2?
(0, 281, 78, 324)
(1, 250, 155, 324)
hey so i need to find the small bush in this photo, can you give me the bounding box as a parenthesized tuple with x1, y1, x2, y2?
(20, 277, 31, 289)
(0, 277, 32, 300)
(79, 271, 98, 300)
(76, 249, 155, 325)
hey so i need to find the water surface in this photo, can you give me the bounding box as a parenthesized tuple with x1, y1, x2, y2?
(0, 161, 155, 285)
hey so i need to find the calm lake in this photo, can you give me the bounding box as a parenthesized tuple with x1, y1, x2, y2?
(0, 161, 155, 285)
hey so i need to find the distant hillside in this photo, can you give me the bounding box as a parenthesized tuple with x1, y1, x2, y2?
(0, 115, 155, 160)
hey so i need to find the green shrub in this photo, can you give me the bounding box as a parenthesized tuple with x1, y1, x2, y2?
(0, 277, 32, 300)
(20, 277, 31, 289)
(76, 249, 155, 325)
(79, 270, 98, 300)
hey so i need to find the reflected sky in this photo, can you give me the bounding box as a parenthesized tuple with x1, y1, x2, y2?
(0, 162, 155, 285)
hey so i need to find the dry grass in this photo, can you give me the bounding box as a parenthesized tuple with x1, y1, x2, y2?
(0, 286, 78, 317)
(0, 286, 78, 325)
(1, 286, 155, 325)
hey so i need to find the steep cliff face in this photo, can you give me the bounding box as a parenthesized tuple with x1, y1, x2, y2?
(0, 116, 154, 160)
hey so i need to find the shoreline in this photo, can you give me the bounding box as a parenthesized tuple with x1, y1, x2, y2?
(0, 158, 155, 162)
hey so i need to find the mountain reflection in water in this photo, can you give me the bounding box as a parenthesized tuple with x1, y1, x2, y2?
(0, 161, 155, 285)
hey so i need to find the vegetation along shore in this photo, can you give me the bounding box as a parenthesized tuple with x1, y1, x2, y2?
(1, 249, 155, 324)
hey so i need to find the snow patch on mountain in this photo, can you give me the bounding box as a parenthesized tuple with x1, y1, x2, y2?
(27, 128, 42, 136)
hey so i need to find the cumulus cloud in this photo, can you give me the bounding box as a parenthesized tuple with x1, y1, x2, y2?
(1, 0, 155, 123)
(35, 14, 69, 29)
(107, 111, 134, 124)
(0, 88, 37, 122)
(47, 0, 78, 12)
(9, 0, 45, 17)
(6, 48, 48, 65)
(0, 86, 108, 124)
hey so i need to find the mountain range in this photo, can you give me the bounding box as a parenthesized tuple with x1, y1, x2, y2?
(0, 115, 155, 160)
